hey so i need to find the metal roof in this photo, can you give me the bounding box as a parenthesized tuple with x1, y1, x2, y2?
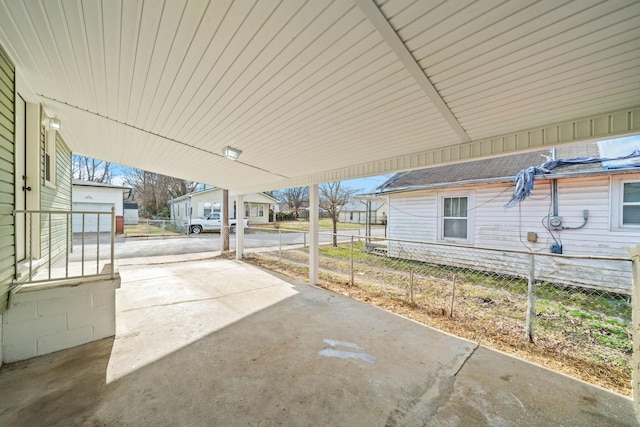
(2, 0, 639, 194)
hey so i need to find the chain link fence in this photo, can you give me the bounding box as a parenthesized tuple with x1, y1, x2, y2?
(245, 229, 633, 395)
(123, 218, 184, 237)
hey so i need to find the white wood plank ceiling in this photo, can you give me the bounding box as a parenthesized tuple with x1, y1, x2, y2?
(1, 0, 639, 194)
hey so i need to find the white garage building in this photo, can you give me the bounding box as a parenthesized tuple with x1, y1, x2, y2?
(72, 180, 131, 233)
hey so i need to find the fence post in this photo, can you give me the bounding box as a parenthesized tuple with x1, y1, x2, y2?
(627, 245, 640, 417)
(350, 235, 354, 286)
(525, 253, 535, 342)
(279, 229, 282, 263)
(410, 268, 414, 303)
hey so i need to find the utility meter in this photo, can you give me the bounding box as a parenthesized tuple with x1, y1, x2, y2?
(548, 216, 563, 230)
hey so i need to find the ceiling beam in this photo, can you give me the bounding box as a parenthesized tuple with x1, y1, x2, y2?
(354, 0, 470, 143)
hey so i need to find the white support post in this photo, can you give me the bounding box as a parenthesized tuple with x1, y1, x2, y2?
(236, 194, 244, 260)
(309, 184, 319, 285)
(221, 189, 229, 252)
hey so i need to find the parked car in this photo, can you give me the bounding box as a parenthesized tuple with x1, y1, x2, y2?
(188, 213, 249, 234)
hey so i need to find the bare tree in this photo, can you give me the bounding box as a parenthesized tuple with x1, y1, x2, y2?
(123, 168, 198, 218)
(319, 182, 360, 247)
(73, 155, 112, 183)
(277, 187, 309, 216)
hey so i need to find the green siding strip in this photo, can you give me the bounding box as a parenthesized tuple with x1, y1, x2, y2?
(0, 89, 14, 119)
(0, 43, 14, 314)
(0, 50, 15, 81)
(0, 190, 14, 204)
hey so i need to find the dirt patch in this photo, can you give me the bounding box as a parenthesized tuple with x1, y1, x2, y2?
(244, 253, 632, 397)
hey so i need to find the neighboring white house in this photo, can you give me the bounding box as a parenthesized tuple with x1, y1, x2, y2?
(72, 180, 130, 233)
(171, 188, 278, 226)
(378, 140, 640, 257)
(376, 139, 640, 294)
(338, 198, 388, 224)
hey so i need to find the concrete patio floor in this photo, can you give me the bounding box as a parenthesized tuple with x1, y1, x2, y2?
(0, 254, 636, 426)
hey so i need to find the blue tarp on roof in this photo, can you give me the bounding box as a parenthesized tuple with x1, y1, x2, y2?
(506, 150, 640, 208)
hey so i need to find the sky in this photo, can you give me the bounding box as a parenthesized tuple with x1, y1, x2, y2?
(342, 174, 395, 195)
(109, 160, 395, 195)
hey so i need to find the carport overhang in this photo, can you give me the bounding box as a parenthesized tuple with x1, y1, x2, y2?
(1, 0, 638, 195)
(2, 0, 640, 417)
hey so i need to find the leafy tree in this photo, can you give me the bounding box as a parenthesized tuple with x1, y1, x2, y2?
(72, 155, 113, 183)
(319, 182, 360, 247)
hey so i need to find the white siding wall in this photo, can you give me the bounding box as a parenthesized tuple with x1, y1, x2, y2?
(338, 211, 364, 224)
(385, 174, 640, 294)
(389, 174, 639, 257)
(388, 191, 437, 242)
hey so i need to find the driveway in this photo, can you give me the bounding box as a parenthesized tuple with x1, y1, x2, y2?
(0, 256, 635, 426)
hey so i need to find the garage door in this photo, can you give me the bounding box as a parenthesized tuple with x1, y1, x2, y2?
(72, 202, 113, 233)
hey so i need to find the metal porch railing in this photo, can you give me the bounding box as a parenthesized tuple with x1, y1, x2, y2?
(13, 208, 116, 284)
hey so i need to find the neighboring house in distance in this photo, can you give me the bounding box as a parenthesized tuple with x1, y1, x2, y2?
(170, 188, 278, 226)
(338, 198, 388, 224)
(72, 180, 131, 233)
(376, 139, 640, 294)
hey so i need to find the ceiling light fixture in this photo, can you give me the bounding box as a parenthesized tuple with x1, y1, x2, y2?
(48, 117, 61, 130)
(222, 146, 242, 160)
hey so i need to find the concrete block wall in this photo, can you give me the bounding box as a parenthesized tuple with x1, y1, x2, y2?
(2, 276, 120, 363)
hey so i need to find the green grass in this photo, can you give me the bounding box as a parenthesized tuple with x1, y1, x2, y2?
(254, 218, 363, 231)
(124, 223, 182, 237)
(597, 335, 632, 351)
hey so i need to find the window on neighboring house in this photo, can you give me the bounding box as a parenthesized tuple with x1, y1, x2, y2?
(245, 204, 250, 218)
(443, 196, 468, 239)
(213, 202, 221, 213)
(203, 202, 212, 216)
(249, 205, 263, 217)
(623, 182, 640, 225)
(44, 129, 56, 185)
